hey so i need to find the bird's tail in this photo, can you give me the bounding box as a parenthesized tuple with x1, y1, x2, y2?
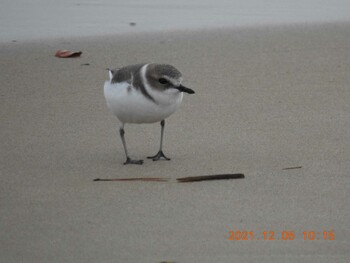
(106, 68, 113, 80)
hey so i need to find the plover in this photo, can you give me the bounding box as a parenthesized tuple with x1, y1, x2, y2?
(104, 63, 195, 165)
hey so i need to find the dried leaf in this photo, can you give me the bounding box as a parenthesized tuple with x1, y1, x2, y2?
(93, 178, 169, 182)
(55, 50, 82, 58)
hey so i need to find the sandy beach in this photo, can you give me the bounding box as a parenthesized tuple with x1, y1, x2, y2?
(1, 22, 350, 262)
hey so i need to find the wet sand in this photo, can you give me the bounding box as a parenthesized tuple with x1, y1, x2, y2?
(2, 0, 350, 42)
(1, 23, 350, 262)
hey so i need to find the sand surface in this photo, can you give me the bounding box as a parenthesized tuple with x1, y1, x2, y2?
(1, 23, 350, 262)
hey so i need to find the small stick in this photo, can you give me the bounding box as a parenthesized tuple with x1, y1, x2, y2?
(93, 174, 245, 183)
(282, 166, 302, 170)
(177, 174, 244, 183)
(93, 178, 169, 182)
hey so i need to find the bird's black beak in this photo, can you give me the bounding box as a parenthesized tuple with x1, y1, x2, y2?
(176, 84, 195, 94)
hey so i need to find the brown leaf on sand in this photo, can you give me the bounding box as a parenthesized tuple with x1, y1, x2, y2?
(55, 50, 82, 58)
(93, 178, 169, 182)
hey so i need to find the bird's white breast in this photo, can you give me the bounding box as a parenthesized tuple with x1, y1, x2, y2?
(104, 81, 183, 124)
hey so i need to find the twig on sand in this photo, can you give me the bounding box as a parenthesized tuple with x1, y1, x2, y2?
(282, 166, 302, 170)
(177, 174, 245, 183)
(93, 174, 245, 183)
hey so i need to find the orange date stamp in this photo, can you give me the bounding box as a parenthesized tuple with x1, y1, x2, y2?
(228, 230, 335, 241)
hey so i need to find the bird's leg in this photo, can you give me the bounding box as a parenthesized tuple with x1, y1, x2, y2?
(147, 120, 171, 161)
(119, 125, 143, 165)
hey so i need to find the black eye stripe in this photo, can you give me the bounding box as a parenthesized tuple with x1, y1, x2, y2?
(158, 78, 168, 84)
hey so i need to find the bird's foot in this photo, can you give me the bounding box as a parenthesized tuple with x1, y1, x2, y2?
(124, 157, 144, 165)
(147, 150, 171, 161)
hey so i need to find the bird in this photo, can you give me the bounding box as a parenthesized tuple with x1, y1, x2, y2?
(103, 63, 195, 165)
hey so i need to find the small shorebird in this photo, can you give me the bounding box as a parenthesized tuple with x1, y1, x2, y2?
(104, 63, 195, 165)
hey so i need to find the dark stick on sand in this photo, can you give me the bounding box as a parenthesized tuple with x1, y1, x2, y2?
(177, 174, 245, 183)
(282, 166, 302, 170)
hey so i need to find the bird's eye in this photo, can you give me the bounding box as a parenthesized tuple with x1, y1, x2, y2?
(158, 78, 168, 84)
